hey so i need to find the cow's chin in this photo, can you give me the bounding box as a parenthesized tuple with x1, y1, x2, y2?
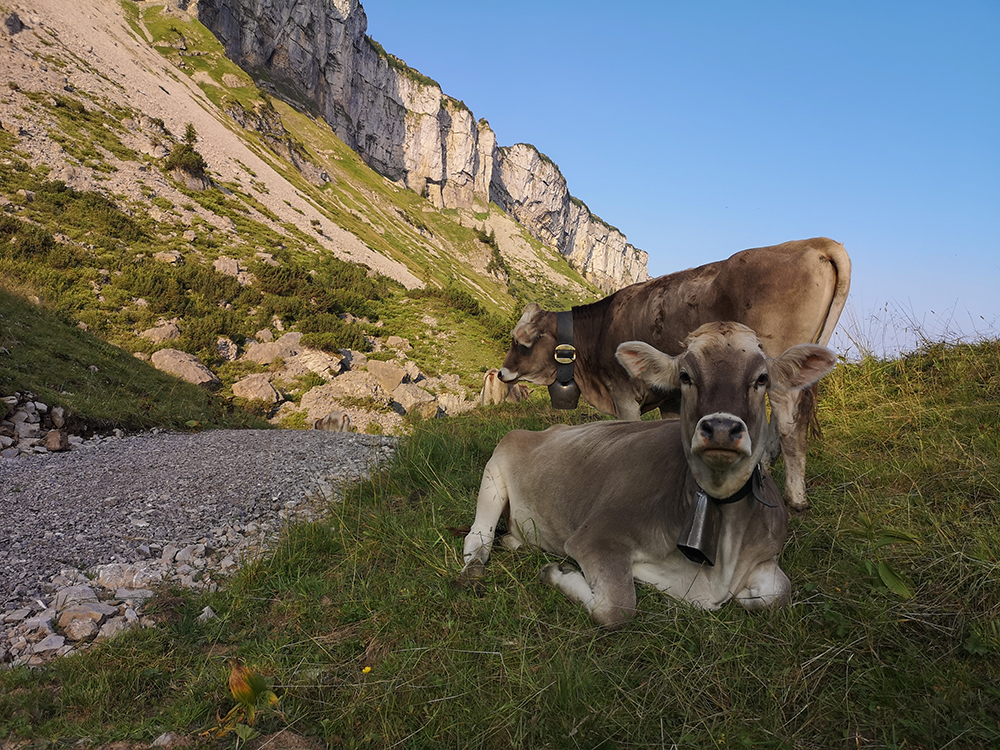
(697, 448, 743, 469)
(689, 450, 755, 500)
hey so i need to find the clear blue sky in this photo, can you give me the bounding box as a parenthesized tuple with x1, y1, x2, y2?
(362, 1, 1000, 355)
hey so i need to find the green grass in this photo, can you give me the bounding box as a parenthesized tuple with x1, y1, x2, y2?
(2, 340, 998, 746)
(0, 286, 268, 431)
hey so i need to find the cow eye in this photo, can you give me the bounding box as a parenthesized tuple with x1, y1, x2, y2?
(679, 371, 692, 386)
(754, 373, 769, 389)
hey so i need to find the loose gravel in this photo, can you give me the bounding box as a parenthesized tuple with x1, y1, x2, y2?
(0, 429, 396, 609)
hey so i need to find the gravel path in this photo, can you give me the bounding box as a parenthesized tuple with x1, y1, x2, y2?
(0, 429, 396, 608)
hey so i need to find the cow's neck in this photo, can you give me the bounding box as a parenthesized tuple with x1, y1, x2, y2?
(567, 306, 618, 415)
(701, 464, 770, 506)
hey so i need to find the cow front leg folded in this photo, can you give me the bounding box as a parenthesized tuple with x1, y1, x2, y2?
(732, 557, 791, 610)
(540, 546, 637, 629)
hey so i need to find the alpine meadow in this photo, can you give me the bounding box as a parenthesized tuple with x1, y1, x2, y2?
(0, 1, 998, 748)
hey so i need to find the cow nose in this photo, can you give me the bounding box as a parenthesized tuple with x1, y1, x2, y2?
(698, 415, 746, 449)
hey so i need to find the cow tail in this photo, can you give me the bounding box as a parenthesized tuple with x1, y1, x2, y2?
(814, 240, 853, 346)
(798, 383, 822, 440)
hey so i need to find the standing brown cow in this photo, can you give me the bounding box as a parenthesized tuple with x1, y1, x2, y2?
(498, 238, 850, 510)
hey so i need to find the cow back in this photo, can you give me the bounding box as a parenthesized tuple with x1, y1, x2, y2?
(572, 238, 849, 414)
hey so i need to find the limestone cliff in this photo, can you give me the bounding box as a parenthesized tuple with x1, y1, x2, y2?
(195, 0, 649, 292)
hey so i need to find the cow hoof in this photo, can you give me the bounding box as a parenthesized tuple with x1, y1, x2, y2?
(539, 562, 578, 585)
(459, 559, 486, 581)
(786, 500, 811, 514)
(539, 563, 560, 586)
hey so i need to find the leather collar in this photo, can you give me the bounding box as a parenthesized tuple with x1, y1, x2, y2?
(701, 464, 775, 507)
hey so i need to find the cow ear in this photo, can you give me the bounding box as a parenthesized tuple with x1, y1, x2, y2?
(768, 344, 838, 390)
(616, 341, 681, 389)
(512, 302, 543, 347)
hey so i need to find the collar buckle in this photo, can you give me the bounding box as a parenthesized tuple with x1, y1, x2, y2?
(553, 343, 576, 365)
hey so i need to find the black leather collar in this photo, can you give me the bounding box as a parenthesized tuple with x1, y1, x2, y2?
(701, 464, 775, 507)
(554, 310, 576, 383)
(548, 311, 581, 409)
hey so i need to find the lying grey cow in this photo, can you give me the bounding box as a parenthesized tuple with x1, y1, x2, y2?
(462, 322, 837, 627)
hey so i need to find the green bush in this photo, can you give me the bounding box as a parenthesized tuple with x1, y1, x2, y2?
(300, 327, 368, 353)
(163, 143, 208, 179)
(183, 308, 245, 356)
(30, 180, 145, 248)
(115, 264, 189, 318)
(0, 215, 56, 258)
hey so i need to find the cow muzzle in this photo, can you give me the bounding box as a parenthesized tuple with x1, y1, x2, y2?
(692, 413, 751, 468)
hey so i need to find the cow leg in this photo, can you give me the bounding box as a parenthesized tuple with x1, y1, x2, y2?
(733, 558, 790, 610)
(541, 538, 637, 628)
(767, 388, 810, 510)
(461, 460, 509, 575)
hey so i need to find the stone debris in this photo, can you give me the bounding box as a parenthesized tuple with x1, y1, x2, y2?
(0, 432, 397, 668)
(2, 392, 78, 458)
(1, 424, 398, 659)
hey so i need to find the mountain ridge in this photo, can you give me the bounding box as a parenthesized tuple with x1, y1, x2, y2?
(194, 0, 650, 293)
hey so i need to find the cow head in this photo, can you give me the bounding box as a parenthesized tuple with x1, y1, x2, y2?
(498, 303, 558, 385)
(616, 321, 837, 499)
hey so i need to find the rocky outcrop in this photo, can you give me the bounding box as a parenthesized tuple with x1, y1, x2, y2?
(150, 348, 222, 389)
(195, 0, 649, 292)
(490, 145, 649, 291)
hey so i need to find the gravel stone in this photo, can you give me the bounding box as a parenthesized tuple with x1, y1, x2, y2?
(0, 429, 395, 609)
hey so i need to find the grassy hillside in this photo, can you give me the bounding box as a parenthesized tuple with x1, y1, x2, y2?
(0, 0, 601, 427)
(2, 340, 998, 747)
(0, 286, 268, 431)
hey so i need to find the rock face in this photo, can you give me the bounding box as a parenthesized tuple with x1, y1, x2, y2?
(195, 0, 649, 292)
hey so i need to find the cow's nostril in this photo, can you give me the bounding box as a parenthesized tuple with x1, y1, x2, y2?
(699, 416, 745, 447)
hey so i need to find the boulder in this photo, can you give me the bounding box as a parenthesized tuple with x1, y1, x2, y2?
(140, 322, 181, 343)
(4, 13, 23, 35)
(392, 383, 439, 419)
(278, 350, 343, 379)
(53, 585, 98, 611)
(245, 332, 303, 364)
(213, 255, 255, 285)
(153, 251, 182, 265)
(92, 563, 163, 591)
(385, 335, 411, 351)
(232, 373, 280, 403)
(300, 371, 389, 409)
(45, 430, 70, 452)
(217, 337, 239, 361)
(367, 359, 406, 393)
(151, 349, 221, 389)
